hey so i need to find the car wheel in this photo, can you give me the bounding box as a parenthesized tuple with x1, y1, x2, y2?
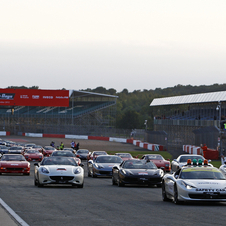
(23, 173, 30, 176)
(162, 182, 170, 201)
(37, 175, 43, 187)
(77, 183, 84, 188)
(112, 177, 117, 185)
(34, 178, 38, 186)
(173, 184, 182, 205)
(92, 170, 97, 178)
(118, 178, 124, 187)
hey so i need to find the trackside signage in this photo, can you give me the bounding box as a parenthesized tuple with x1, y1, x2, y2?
(0, 89, 69, 107)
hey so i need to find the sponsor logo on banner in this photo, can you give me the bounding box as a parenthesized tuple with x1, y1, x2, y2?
(43, 96, 53, 99)
(56, 96, 69, 99)
(0, 93, 15, 100)
(32, 95, 40, 99)
(20, 95, 29, 99)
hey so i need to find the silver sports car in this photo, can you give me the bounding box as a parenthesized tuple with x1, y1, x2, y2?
(87, 155, 123, 177)
(171, 154, 212, 173)
(162, 165, 226, 204)
(34, 156, 84, 188)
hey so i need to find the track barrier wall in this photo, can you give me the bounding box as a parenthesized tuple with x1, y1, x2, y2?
(183, 144, 219, 160)
(19, 132, 164, 152)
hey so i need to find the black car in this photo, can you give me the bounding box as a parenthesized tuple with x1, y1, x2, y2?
(112, 159, 164, 187)
(76, 149, 90, 160)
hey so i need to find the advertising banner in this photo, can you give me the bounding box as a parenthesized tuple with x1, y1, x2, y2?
(0, 89, 69, 107)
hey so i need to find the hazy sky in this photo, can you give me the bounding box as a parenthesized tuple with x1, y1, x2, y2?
(1, 0, 226, 92)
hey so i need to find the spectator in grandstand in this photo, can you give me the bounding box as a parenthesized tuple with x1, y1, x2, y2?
(60, 142, 64, 150)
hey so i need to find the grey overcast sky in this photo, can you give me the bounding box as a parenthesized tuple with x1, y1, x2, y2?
(1, 0, 226, 92)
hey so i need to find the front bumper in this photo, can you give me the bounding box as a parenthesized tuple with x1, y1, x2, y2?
(120, 175, 162, 185)
(93, 168, 112, 177)
(38, 172, 84, 185)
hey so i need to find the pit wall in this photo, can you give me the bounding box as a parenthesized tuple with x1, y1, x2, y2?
(21, 133, 164, 151)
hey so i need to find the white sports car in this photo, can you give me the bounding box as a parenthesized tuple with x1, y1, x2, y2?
(171, 154, 212, 173)
(162, 165, 226, 204)
(34, 156, 84, 188)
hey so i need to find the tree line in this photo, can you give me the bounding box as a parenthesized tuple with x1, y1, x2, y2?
(7, 84, 226, 130)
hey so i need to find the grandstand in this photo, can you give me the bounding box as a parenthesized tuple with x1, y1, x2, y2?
(0, 89, 118, 136)
(149, 91, 226, 155)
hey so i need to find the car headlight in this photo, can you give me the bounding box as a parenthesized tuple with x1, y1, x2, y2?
(159, 170, 164, 177)
(181, 181, 196, 189)
(74, 167, 81, 174)
(41, 167, 49, 174)
(94, 163, 103, 169)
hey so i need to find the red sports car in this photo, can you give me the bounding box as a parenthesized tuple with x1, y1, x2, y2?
(114, 153, 134, 161)
(0, 154, 30, 175)
(23, 149, 44, 162)
(42, 146, 57, 157)
(141, 154, 171, 172)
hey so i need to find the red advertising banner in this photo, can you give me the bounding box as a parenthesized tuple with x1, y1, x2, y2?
(0, 89, 69, 107)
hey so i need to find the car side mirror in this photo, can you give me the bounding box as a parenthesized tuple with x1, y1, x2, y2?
(79, 163, 84, 167)
(34, 163, 39, 167)
(175, 175, 178, 179)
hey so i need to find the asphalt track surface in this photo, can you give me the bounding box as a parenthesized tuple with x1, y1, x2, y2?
(0, 136, 226, 226)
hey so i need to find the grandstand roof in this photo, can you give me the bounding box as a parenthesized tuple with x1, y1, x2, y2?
(69, 90, 118, 98)
(150, 90, 226, 106)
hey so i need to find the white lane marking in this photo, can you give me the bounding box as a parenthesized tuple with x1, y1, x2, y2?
(0, 198, 29, 226)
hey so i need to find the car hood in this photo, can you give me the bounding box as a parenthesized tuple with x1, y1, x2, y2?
(180, 179, 226, 189)
(41, 165, 82, 174)
(0, 161, 29, 167)
(124, 168, 161, 176)
(95, 163, 120, 169)
(25, 153, 42, 157)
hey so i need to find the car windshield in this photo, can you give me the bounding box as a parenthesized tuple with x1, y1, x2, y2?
(93, 152, 107, 155)
(45, 147, 55, 150)
(77, 150, 89, 154)
(1, 155, 26, 161)
(179, 156, 204, 163)
(26, 150, 40, 154)
(33, 145, 42, 149)
(9, 146, 23, 150)
(147, 155, 163, 160)
(123, 160, 157, 169)
(41, 157, 77, 166)
(52, 151, 74, 157)
(117, 153, 132, 158)
(96, 156, 122, 163)
(180, 168, 226, 180)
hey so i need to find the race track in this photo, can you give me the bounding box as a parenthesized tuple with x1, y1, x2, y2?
(0, 136, 226, 226)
